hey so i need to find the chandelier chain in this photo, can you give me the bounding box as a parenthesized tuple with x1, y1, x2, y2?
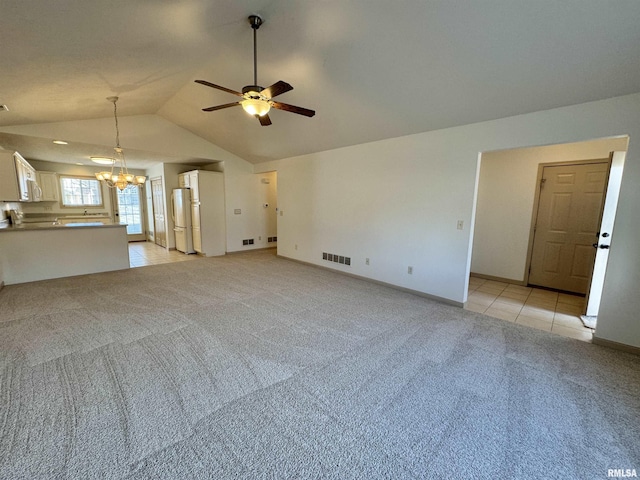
(113, 99, 121, 149)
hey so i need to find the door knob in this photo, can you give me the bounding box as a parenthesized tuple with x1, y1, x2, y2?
(601, 232, 610, 237)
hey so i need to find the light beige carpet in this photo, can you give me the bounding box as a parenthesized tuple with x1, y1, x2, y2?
(0, 249, 638, 479)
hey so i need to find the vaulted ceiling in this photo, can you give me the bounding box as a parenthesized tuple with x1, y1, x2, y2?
(1, 0, 640, 167)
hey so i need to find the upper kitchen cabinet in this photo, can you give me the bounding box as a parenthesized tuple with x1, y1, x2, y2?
(178, 171, 200, 202)
(178, 172, 190, 188)
(37, 171, 59, 201)
(0, 151, 40, 202)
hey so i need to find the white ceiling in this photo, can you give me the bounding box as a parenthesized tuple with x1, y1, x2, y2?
(1, 0, 640, 167)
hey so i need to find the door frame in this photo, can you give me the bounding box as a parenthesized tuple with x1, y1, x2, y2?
(524, 157, 612, 301)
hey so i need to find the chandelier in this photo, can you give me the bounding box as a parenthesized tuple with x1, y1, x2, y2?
(95, 96, 146, 190)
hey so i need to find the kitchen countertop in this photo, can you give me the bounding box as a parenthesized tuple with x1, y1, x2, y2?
(0, 223, 126, 232)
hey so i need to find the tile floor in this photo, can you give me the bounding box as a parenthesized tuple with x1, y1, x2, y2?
(465, 276, 593, 342)
(128, 241, 202, 268)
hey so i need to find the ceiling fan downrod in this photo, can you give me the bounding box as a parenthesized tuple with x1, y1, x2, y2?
(248, 15, 263, 88)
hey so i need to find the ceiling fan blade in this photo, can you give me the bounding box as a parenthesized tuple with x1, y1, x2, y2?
(262, 81, 293, 99)
(270, 101, 315, 117)
(257, 114, 272, 126)
(195, 80, 243, 97)
(202, 102, 241, 112)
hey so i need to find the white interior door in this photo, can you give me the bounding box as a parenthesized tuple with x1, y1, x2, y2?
(585, 151, 626, 317)
(528, 161, 609, 294)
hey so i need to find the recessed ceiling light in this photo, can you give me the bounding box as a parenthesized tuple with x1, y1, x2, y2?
(90, 156, 115, 165)
(53, 140, 68, 145)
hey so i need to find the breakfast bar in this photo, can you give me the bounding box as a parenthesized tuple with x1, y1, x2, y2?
(0, 223, 129, 285)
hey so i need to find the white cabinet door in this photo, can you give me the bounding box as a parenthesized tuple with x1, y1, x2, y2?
(193, 226, 202, 253)
(38, 172, 59, 201)
(189, 172, 200, 202)
(191, 203, 202, 252)
(0, 151, 20, 201)
(178, 173, 190, 188)
(15, 155, 32, 201)
(190, 203, 201, 228)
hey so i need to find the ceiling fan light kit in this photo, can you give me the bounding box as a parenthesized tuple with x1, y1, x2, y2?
(241, 96, 270, 117)
(195, 14, 315, 126)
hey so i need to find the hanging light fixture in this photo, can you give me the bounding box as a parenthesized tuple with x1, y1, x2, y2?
(95, 96, 146, 190)
(240, 16, 270, 118)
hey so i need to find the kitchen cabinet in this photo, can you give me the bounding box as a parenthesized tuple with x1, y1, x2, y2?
(178, 172, 200, 201)
(181, 170, 225, 256)
(178, 173, 190, 188)
(0, 150, 38, 202)
(37, 171, 59, 201)
(191, 202, 202, 252)
(188, 172, 199, 202)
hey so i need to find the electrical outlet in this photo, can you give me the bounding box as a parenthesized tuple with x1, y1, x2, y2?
(365, 258, 370, 265)
(295, 244, 298, 250)
(258, 236, 261, 241)
(457, 220, 464, 230)
(408, 266, 413, 274)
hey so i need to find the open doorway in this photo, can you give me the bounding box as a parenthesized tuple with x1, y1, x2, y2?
(469, 136, 628, 334)
(258, 171, 278, 248)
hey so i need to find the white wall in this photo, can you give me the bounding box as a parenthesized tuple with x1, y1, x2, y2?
(472, 137, 629, 282)
(256, 93, 640, 349)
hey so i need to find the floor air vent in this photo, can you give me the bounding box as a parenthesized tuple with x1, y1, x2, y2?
(322, 252, 351, 266)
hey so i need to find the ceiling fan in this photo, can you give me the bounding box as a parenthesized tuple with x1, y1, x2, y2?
(195, 15, 315, 126)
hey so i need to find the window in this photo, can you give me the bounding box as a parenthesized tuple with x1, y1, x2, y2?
(59, 176, 103, 207)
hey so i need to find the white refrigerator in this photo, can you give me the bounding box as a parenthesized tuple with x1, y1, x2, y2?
(172, 188, 195, 254)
